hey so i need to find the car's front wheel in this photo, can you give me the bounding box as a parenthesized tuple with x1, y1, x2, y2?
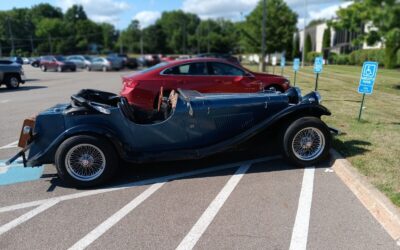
(5, 75, 20, 89)
(282, 117, 331, 167)
(55, 135, 119, 187)
(40, 65, 47, 72)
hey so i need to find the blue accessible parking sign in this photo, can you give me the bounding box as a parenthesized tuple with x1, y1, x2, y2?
(314, 57, 323, 73)
(280, 56, 285, 68)
(358, 62, 378, 94)
(293, 58, 300, 72)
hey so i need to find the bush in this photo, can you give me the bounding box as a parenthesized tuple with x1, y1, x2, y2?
(306, 52, 322, 63)
(331, 54, 350, 65)
(348, 49, 385, 66)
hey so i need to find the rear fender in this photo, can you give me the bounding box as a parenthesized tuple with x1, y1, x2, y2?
(27, 125, 125, 166)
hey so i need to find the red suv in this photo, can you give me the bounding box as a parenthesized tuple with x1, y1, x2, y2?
(121, 58, 290, 110)
(39, 56, 77, 72)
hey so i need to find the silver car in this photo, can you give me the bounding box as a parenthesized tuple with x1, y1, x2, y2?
(66, 55, 92, 70)
(89, 57, 123, 72)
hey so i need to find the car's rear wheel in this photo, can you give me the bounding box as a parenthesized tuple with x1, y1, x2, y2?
(5, 75, 20, 89)
(41, 65, 47, 72)
(86, 65, 91, 71)
(102, 66, 107, 72)
(55, 135, 118, 187)
(282, 117, 331, 167)
(57, 66, 63, 72)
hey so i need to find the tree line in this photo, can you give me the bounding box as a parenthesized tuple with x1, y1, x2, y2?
(0, 0, 297, 58)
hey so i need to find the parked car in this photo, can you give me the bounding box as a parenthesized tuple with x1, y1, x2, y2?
(108, 53, 138, 69)
(137, 54, 161, 67)
(121, 58, 291, 110)
(40, 56, 76, 72)
(7, 87, 334, 187)
(9, 56, 23, 65)
(31, 57, 41, 67)
(22, 57, 30, 64)
(160, 55, 177, 63)
(89, 57, 123, 71)
(0, 60, 26, 89)
(66, 55, 92, 70)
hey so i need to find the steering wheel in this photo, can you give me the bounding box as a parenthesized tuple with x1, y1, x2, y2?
(157, 86, 164, 112)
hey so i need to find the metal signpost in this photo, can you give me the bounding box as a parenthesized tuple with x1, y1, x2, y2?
(280, 56, 285, 76)
(313, 56, 323, 91)
(358, 61, 378, 121)
(293, 58, 300, 86)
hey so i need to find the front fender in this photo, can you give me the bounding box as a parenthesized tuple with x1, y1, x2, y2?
(27, 124, 125, 166)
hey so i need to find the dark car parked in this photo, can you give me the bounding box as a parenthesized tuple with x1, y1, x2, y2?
(8, 88, 334, 187)
(121, 58, 290, 110)
(9, 56, 24, 65)
(0, 60, 26, 89)
(108, 53, 138, 69)
(195, 53, 240, 65)
(40, 56, 76, 72)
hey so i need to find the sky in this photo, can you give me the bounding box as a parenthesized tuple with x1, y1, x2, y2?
(2, 0, 352, 30)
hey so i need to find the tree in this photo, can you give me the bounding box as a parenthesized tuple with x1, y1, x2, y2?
(156, 10, 200, 53)
(35, 18, 70, 54)
(304, 34, 312, 62)
(142, 23, 166, 53)
(117, 20, 141, 53)
(322, 28, 331, 50)
(334, 0, 400, 68)
(240, 0, 298, 54)
(196, 19, 239, 54)
(65, 5, 87, 23)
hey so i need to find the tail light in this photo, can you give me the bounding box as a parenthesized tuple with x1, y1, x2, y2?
(18, 118, 35, 148)
(124, 79, 139, 88)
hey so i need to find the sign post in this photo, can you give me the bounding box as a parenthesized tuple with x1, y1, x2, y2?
(293, 58, 300, 86)
(357, 61, 378, 121)
(280, 56, 285, 76)
(313, 57, 323, 91)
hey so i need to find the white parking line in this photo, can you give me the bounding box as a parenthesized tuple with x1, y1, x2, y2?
(0, 200, 59, 236)
(68, 183, 164, 250)
(0, 141, 18, 150)
(176, 164, 250, 250)
(0, 156, 278, 214)
(289, 167, 315, 250)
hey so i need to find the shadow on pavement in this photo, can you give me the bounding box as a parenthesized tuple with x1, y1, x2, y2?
(0, 85, 47, 93)
(44, 137, 330, 191)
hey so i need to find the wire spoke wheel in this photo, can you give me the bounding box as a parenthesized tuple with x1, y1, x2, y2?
(65, 144, 106, 181)
(291, 127, 325, 161)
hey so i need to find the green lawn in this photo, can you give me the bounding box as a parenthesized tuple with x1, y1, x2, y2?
(246, 64, 400, 206)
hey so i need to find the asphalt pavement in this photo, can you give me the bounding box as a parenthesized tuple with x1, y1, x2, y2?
(0, 66, 398, 249)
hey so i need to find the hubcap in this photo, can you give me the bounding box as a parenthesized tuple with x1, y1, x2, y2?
(292, 127, 325, 161)
(65, 144, 106, 181)
(10, 77, 19, 87)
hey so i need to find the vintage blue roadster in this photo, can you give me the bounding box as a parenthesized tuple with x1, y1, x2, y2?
(8, 87, 334, 187)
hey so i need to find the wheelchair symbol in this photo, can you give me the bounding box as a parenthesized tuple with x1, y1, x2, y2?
(363, 64, 376, 78)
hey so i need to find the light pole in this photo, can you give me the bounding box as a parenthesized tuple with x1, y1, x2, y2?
(260, 0, 267, 72)
(301, 0, 307, 67)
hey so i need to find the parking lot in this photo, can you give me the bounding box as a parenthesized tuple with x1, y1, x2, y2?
(0, 66, 398, 249)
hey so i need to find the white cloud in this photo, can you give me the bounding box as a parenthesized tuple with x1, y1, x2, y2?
(133, 11, 161, 28)
(308, 2, 352, 21)
(56, 0, 130, 25)
(182, 0, 258, 20)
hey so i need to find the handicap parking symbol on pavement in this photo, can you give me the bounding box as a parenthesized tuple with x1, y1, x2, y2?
(358, 61, 378, 94)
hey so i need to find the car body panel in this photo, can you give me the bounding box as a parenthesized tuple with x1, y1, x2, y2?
(20, 88, 330, 166)
(0, 60, 26, 87)
(121, 58, 290, 110)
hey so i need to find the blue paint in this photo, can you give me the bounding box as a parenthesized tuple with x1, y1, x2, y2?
(0, 160, 43, 186)
(280, 56, 286, 68)
(293, 58, 300, 72)
(358, 61, 378, 95)
(314, 57, 323, 74)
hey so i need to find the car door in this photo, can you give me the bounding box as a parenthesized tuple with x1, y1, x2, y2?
(161, 62, 216, 92)
(208, 62, 262, 93)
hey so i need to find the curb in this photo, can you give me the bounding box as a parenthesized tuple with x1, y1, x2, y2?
(330, 149, 400, 245)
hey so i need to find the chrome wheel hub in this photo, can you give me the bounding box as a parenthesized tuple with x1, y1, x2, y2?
(292, 127, 325, 161)
(65, 144, 106, 181)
